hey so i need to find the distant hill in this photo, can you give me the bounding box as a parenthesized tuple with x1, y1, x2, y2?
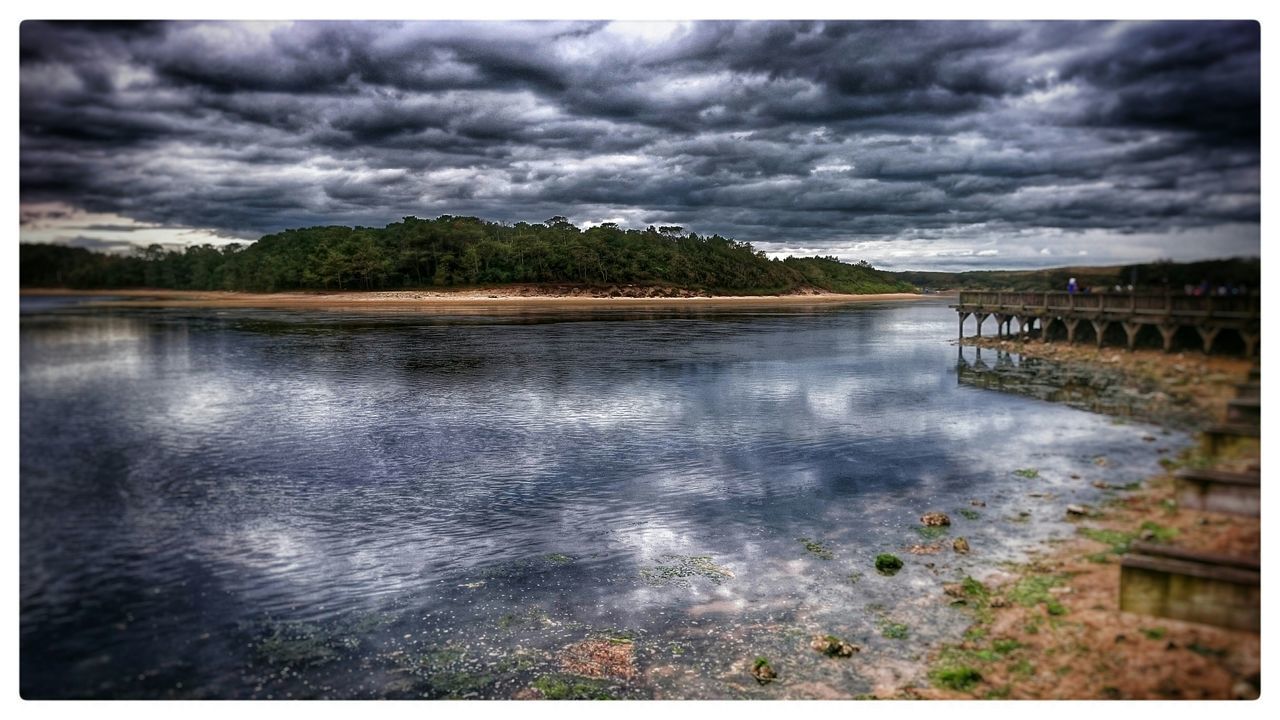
(21, 217, 1258, 297)
(890, 257, 1260, 293)
(19, 215, 916, 296)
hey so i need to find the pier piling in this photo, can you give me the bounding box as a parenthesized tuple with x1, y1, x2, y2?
(951, 291, 1259, 356)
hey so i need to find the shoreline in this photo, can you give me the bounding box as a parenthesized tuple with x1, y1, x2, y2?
(19, 287, 929, 311)
(917, 342, 1260, 700)
(956, 335, 1253, 432)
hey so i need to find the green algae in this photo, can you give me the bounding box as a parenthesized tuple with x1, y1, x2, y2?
(531, 675, 619, 700)
(1077, 527, 1136, 554)
(879, 621, 909, 640)
(874, 553, 903, 576)
(915, 525, 950, 540)
(930, 662, 982, 691)
(251, 621, 357, 669)
(797, 537, 834, 560)
(639, 554, 734, 586)
(1006, 573, 1069, 616)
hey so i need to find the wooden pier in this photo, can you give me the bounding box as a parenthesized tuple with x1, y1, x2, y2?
(952, 291, 1260, 355)
(1174, 468, 1260, 517)
(1118, 363, 1260, 632)
(1119, 541, 1260, 632)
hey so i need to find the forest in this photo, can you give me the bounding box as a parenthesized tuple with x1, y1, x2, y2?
(19, 215, 917, 296)
(895, 257, 1261, 293)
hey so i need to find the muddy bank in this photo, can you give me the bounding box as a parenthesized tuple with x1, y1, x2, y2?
(916, 450, 1260, 699)
(957, 336, 1251, 431)
(921, 342, 1260, 700)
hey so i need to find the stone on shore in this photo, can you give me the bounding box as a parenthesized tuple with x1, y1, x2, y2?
(751, 657, 777, 684)
(921, 512, 951, 527)
(810, 635, 860, 658)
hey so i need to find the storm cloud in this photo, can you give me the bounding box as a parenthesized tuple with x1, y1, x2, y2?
(19, 20, 1260, 269)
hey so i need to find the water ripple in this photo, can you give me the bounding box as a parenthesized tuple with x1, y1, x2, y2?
(21, 301, 1185, 697)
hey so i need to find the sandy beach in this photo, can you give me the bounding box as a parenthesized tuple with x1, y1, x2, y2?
(21, 287, 928, 311)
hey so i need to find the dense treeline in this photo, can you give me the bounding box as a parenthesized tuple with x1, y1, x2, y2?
(19, 215, 916, 295)
(894, 257, 1261, 293)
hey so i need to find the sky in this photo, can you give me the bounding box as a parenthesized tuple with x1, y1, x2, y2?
(18, 20, 1261, 271)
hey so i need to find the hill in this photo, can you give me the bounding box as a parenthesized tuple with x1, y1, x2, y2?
(890, 257, 1260, 293)
(19, 215, 916, 296)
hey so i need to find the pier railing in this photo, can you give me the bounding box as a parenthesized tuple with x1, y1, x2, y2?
(956, 291, 1259, 319)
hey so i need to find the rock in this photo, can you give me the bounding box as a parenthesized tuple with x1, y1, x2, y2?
(1066, 504, 1088, 516)
(1070, 473, 1081, 480)
(1092, 481, 1110, 489)
(560, 637, 636, 680)
(751, 658, 777, 684)
(943, 583, 965, 598)
(811, 635, 859, 658)
(953, 537, 971, 554)
(920, 511, 951, 527)
(970, 500, 986, 507)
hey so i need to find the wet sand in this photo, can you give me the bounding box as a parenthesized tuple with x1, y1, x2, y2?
(21, 287, 926, 312)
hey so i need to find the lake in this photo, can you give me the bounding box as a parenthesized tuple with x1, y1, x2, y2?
(19, 297, 1182, 698)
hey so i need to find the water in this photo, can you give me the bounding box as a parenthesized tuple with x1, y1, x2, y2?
(956, 344, 1203, 430)
(19, 298, 1184, 698)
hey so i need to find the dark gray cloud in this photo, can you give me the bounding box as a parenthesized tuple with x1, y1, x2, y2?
(19, 20, 1260, 269)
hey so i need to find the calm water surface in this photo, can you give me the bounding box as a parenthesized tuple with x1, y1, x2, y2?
(19, 299, 1183, 698)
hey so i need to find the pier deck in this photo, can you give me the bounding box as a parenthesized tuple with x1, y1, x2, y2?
(952, 291, 1260, 355)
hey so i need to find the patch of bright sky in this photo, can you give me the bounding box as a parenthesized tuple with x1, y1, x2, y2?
(604, 20, 688, 43)
(20, 202, 248, 253)
(758, 222, 1258, 271)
